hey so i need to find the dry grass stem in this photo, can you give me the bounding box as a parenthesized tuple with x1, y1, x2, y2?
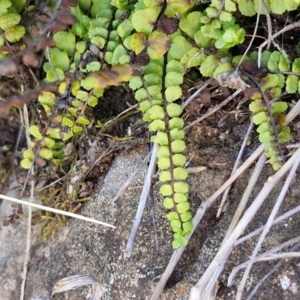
(125, 143, 158, 255)
(112, 151, 151, 205)
(184, 89, 243, 130)
(182, 79, 213, 109)
(217, 121, 254, 217)
(236, 205, 300, 245)
(189, 146, 300, 300)
(223, 154, 266, 244)
(236, 145, 300, 299)
(246, 242, 300, 300)
(229, 236, 300, 286)
(0, 193, 115, 228)
(20, 104, 33, 300)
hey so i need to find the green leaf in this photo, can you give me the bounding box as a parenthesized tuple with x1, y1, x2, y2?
(148, 105, 165, 120)
(271, 101, 288, 116)
(200, 55, 219, 77)
(292, 58, 300, 72)
(147, 31, 170, 60)
(73, 125, 83, 133)
(259, 131, 275, 143)
(0, 13, 20, 30)
(165, 71, 184, 87)
(173, 166, 188, 179)
(169, 117, 184, 129)
(167, 103, 183, 118)
(168, 36, 193, 60)
(86, 61, 101, 72)
(53, 31, 76, 56)
(139, 100, 151, 112)
(286, 75, 299, 94)
(152, 132, 169, 146)
(261, 74, 280, 92)
(174, 193, 187, 203)
(38, 91, 56, 108)
(49, 48, 70, 72)
(225, 0, 237, 11)
(174, 182, 188, 193)
(256, 122, 272, 134)
(23, 149, 34, 160)
(39, 148, 53, 160)
(252, 111, 269, 125)
(166, 60, 184, 74)
(112, 44, 129, 64)
(149, 119, 166, 131)
(249, 99, 266, 114)
(167, 212, 179, 221)
(220, 11, 233, 22)
(76, 90, 89, 101)
(181, 212, 192, 222)
(46, 68, 65, 82)
(164, 0, 192, 17)
(172, 153, 187, 168)
(270, 0, 286, 14)
(158, 157, 171, 170)
(21, 158, 32, 169)
(159, 171, 171, 182)
(237, 0, 256, 16)
(129, 76, 143, 90)
(165, 86, 182, 102)
(163, 197, 174, 209)
(157, 146, 170, 159)
(267, 51, 281, 72)
(278, 54, 290, 72)
(170, 219, 181, 229)
(88, 96, 98, 107)
(170, 128, 184, 140)
(42, 138, 55, 149)
(213, 63, 234, 78)
(131, 8, 159, 35)
(172, 235, 187, 249)
(171, 140, 186, 153)
(179, 11, 203, 37)
(176, 202, 190, 214)
(160, 184, 173, 196)
(182, 221, 193, 233)
(117, 19, 133, 37)
(5, 25, 25, 42)
(61, 116, 74, 127)
(130, 32, 147, 54)
(180, 47, 206, 68)
(77, 116, 90, 125)
(0, 0, 11, 17)
(30, 125, 42, 140)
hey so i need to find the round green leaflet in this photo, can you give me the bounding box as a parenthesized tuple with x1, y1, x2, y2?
(167, 103, 183, 118)
(174, 182, 189, 193)
(177, 202, 190, 214)
(163, 197, 174, 209)
(167, 212, 179, 221)
(173, 166, 188, 179)
(170, 128, 184, 140)
(174, 193, 187, 203)
(159, 171, 171, 182)
(158, 157, 171, 170)
(170, 219, 181, 229)
(165, 86, 183, 102)
(160, 184, 173, 196)
(157, 146, 170, 159)
(171, 140, 186, 153)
